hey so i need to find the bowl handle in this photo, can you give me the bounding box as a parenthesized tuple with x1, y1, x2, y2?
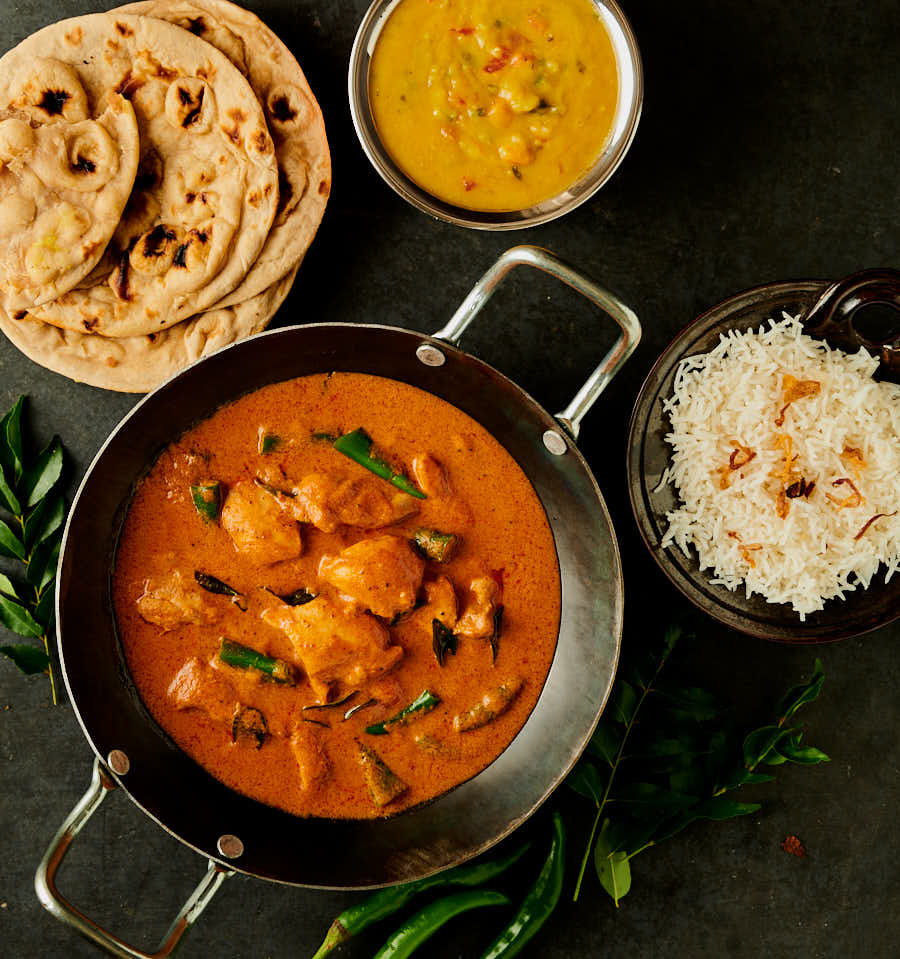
(802, 268, 900, 375)
(34, 757, 231, 959)
(429, 245, 641, 441)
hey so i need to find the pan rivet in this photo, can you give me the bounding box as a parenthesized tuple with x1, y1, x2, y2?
(107, 750, 130, 776)
(217, 834, 244, 859)
(416, 344, 446, 367)
(542, 430, 568, 456)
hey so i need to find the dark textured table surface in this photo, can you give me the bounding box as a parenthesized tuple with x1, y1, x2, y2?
(1, 0, 898, 957)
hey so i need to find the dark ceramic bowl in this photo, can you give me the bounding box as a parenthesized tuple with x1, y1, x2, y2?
(627, 270, 900, 643)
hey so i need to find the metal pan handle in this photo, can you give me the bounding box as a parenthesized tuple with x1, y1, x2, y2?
(802, 268, 900, 376)
(426, 245, 642, 442)
(35, 757, 231, 959)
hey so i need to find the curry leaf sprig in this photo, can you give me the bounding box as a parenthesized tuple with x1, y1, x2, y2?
(567, 626, 829, 906)
(0, 396, 67, 705)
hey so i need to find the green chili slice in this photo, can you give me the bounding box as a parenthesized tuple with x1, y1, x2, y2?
(412, 528, 460, 563)
(310, 842, 530, 959)
(479, 811, 566, 959)
(218, 638, 295, 685)
(365, 689, 441, 735)
(258, 433, 282, 454)
(374, 890, 510, 959)
(190, 482, 221, 522)
(333, 428, 426, 499)
(194, 571, 247, 611)
(232, 706, 267, 749)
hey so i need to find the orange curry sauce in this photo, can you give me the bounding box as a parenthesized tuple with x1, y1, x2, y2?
(113, 373, 561, 818)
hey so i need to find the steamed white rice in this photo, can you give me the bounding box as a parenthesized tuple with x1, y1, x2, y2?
(657, 313, 900, 618)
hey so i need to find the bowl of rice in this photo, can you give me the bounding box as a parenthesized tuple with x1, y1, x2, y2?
(627, 270, 900, 642)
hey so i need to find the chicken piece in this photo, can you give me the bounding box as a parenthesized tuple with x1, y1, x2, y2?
(455, 576, 501, 639)
(167, 657, 239, 725)
(291, 473, 418, 532)
(356, 741, 408, 807)
(221, 480, 303, 565)
(318, 535, 425, 619)
(262, 595, 403, 701)
(453, 677, 524, 732)
(289, 724, 331, 792)
(136, 569, 219, 630)
(412, 453, 452, 498)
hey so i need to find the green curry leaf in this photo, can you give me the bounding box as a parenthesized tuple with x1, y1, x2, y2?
(21, 437, 63, 508)
(0, 519, 26, 560)
(0, 595, 44, 638)
(594, 821, 632, 906)
(1, 643, 50, 675)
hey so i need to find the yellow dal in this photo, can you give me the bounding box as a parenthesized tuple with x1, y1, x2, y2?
(370, 0, 618, 211)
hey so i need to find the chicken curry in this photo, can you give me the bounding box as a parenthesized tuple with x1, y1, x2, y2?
(113, 373, 561, 818)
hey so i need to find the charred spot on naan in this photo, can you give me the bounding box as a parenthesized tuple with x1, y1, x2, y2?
(165, 78, 215, 133)
(12, 58, 89, 122)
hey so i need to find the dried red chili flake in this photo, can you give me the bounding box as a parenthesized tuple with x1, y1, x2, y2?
(483, 50, 511, 73)
(450, 26, 475, 35)
(826, 477, 864, 510)
(781, 835, 807, 858)
(462, 177, 476, 192)
(774, 374, 821, 426)
(786, 477, 816, 499)
(854, 511, 898, 541)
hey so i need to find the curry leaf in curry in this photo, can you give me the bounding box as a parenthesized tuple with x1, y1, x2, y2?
(333, 428, 426, 499)
(432, 618, 458, 666)
(268, 586, 317, 606)
(194, 571, 247, 610)
(365, 689, 442, 735)
(489, 605, 504, 662)
(0, 396, 66, 704)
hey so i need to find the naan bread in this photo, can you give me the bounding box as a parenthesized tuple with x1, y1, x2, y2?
(0, 62, 139, 313)
(117, 0, 330, 307)
(2, 13, 279, 337)
(0, 264, 297, 392)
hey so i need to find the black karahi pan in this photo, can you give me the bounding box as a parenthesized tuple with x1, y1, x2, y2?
(35, 246, 641, 958)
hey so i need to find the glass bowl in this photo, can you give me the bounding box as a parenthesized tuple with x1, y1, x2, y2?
(626, 270, 900, 643)
(348, 0, 643, 230)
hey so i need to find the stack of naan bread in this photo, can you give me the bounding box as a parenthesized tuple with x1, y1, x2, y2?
(0, 0, 329, 391)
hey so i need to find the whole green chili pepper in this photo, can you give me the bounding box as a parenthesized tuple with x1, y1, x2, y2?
(333, 428, 426, 499)
(218, 639, 295, 685)
(365, 689, 441, 735)
(309, 841, 530, 959)
(373, 889, 510, 959)
(479, 811, 566, 959)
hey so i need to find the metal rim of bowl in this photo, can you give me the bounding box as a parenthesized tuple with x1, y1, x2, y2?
(625, 279, 900, 644)
(348, 0, 644, 230)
